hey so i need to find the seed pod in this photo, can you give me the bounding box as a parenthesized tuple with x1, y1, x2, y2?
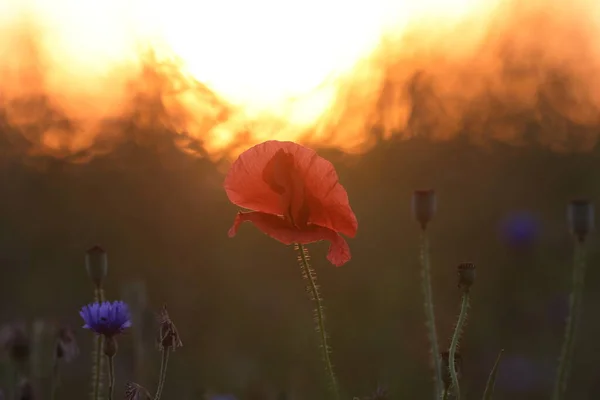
(85, 245, 108, 288)
(567, 200, 595, 243)
(457, 262, 476, 292)
(412, 189, 436, 230)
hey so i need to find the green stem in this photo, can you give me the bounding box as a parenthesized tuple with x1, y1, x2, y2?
(419, 231, 443, 399)
(552, 240, 587, 400)
(154, 349, 170, 400)
(91, 288, 106, 400)
(50, 356, 60, 400)
(296, 243, 340, 400)
(482, 349, 504, 400)
(442, 389, 449, 400)
(10, 362, 19, 400)
(449, 292, 469, 399)
(106, 355, 115, 400)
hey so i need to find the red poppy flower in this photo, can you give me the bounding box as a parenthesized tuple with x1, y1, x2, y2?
(224, 140, 358, 266)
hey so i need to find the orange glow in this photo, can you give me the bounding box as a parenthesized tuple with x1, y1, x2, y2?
(1, 0, 599, 160)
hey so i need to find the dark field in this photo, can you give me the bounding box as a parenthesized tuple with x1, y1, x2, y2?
(0, 135, 598, 400)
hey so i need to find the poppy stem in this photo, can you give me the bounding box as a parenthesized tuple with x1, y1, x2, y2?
(448, 291, 469, 399)
(154, 348, 170, 400)
(552, 240, 588, 400)
(442, 389, 449, 400)
(295, 243, 340, 400)
(419, 231, 443, 399)
(91, 287, 106, 400)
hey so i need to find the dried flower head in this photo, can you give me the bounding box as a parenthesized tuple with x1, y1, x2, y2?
(55, 327, 79, 362)
(457, 262, 476, 292)
(441, 351, 463, 391)
(367, 385, 388, 400)
(0, 322, 30, 365)
(125, 382, 151, 400)
(80, 301, 132, 338)
(567, 200, 595, 243)
(157, 304, 182, 351)
(85, 245, 108, 288)
(412, 189, 436, 230)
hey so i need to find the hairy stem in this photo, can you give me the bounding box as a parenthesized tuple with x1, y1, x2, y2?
(154, 349, 170, 400)
(419, 231, 443, 399)
(106, 355, 115, 400)
(552, 241, 587, 400)
(449, 292, 469, 399)
(296, 243, 340, 400)
(91, 287, 106, 400)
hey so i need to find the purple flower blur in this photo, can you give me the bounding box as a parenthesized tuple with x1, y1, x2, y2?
(80, 301, 132, 337)
(499, 211, 539, 251)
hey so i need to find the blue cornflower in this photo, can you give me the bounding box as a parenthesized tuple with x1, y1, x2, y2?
(80, 301, 132, 337)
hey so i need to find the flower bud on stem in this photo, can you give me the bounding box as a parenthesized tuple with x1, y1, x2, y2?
(154, 305, 182, 400)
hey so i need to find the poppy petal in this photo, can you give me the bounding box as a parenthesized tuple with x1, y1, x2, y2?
(224, 141, 357, 237)
(228, 211, 352, 266)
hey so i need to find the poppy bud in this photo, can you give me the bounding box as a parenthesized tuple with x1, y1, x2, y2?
(440, 351, 462, 391)
(567, 200, 595, 243)
(412, 190, 436, 230)
(85, 245, 108, 288)
(457, 262, 475, 292)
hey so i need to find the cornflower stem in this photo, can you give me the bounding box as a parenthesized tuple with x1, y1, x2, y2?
(106, 355, 115, 400)
(449, 292, 470, 399)
(419, 231, 443, 399)
(154, 349, 170, 400)
(91, 287, 106, 400)
(295, 243, 340, 400)
(552, 240, 587, 400)
(50, 355, 60, 400)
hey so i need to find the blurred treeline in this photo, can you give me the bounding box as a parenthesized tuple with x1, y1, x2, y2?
(0, 135, 599, 400)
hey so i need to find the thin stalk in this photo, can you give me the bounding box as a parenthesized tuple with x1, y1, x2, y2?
(10, 363, 18, 400)
(154, 349, 170, 400)
(552, 241, 587, 400)
(296, 243, 340, 400)
(106, 355, 115, 400)
(91, 287, 106, 400)
(50, 356, 60, 400)
(449, 292, 469, 399)
(419, 231, 443, 399)
(482, 349, 504, 400)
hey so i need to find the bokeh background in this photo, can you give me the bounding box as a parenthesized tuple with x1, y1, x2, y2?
(0, 134, 599, 400)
